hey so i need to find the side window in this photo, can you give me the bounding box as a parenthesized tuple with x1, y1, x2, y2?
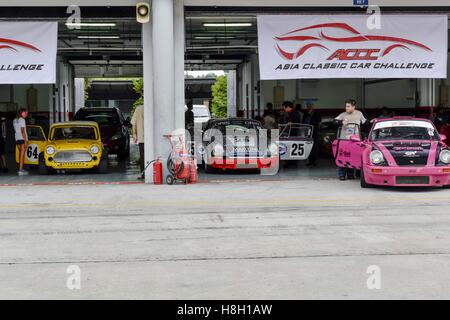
(27, 127, 46, 141)
(337, 124, 360, 140)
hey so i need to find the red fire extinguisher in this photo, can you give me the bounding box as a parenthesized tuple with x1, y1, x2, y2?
(153, 158, 163, 185)
(189, 158, 198, 184)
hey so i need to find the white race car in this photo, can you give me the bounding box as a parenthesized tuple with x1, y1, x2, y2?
(278, 123, 314, 161)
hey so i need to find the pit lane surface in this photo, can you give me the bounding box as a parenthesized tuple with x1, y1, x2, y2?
(1, 178, 450, 299)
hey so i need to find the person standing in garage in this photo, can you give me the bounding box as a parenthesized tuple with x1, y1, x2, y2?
(0, 117, 8, 173)
(131, 104, 145, 180)
(335, 99, 367, 181)
(303, 102, 322, 167)
(13, 108, 29, 176)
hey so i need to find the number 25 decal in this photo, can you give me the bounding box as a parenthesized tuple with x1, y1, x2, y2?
(291, 143, 304, 156)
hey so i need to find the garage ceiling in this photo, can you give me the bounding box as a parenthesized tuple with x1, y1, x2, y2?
(1, 6, 449, 76)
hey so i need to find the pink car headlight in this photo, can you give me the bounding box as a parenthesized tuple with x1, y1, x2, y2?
(370, 150, 384, 165)
(439, 150, 450, 164)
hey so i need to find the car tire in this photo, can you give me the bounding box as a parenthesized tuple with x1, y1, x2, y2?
(38, 153, 50, 175)
(360, 166, 374, 188)
(97, 152, 109, 174)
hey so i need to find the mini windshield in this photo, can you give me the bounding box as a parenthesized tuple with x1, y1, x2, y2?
(370, 121, 439, 141)
(51, 126, 97, 141)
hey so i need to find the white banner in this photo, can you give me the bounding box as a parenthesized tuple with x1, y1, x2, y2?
(257, 15, 448, 80)
(0, 22, 58, 84)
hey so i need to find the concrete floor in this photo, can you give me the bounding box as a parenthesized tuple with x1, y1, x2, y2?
(1, 177, 450, 299)
(0, 143, 338, 185)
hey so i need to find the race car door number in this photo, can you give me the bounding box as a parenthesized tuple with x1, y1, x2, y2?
(291, 143, 305, 157)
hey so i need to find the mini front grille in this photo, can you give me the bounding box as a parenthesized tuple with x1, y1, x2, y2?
(54, 151, 92, 163)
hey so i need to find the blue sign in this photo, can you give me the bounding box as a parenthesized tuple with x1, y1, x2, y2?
(354, 0, 369, 5)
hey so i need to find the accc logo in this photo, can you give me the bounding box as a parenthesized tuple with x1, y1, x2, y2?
(274, 23, 431, 61)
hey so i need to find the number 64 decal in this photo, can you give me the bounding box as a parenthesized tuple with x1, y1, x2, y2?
(26, 144, 40, 162)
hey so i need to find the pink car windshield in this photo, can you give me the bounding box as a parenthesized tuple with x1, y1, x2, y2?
(370, 125, 439, 141)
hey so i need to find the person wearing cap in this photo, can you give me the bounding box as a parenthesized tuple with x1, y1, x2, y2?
(0, 117, 8, 173)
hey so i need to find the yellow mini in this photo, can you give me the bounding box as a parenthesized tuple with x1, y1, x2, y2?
(17, 121, 108, 174)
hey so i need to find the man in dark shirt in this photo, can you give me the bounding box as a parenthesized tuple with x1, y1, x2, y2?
(303, 103, 322, 166)
(282, 101, 301, 137)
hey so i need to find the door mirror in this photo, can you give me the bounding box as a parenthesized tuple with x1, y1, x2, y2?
(350, 134, 361, 142)
(123, 120, 132, 128)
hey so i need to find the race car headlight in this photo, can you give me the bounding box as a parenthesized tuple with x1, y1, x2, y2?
(46, 146, 55, 155)
(90, 145, 100, 154)
(212, 144, 224, 156)
(439, 149, 450, 164)
(268, 143, 279, 156)
(370, 150, 384, 165)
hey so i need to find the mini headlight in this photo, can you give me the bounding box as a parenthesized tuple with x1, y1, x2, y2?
(269, 143, 279, 156)
(90, 145, 100, 154)
(46, 146, 55, 155)
(439, 149, 450, 164)
(370, 150, 384, 165)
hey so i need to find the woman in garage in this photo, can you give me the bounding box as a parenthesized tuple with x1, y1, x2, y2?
(13, 108, 29, 176)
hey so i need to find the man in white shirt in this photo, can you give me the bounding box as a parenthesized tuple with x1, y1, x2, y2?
(131, 105, 145, 179)
(13, 108, 29, 176)
(335, 99, 367, 181)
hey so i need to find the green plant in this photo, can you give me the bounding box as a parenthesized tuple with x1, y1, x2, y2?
(132, 78, 144, 113)
(84, 78, 92, 101)
(210, 75, 227, 118)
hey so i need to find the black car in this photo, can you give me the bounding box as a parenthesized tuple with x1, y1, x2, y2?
(73, 107, 130, 159)
(199, 118, 279, 173)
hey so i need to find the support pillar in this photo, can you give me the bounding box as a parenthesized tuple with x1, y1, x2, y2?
(152, 0, 175, 179)
(174, 0, 185, 132)
(418, 78, 436, 106)
(142, 15, 155, 184)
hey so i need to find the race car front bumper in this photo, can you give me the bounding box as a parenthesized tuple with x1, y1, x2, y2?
(209, 156, 279, 170)
(364, 165, 450, 187)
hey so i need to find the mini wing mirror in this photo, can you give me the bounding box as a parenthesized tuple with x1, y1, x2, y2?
(350, 134, 361, 142)
(440, 134, 447, 141)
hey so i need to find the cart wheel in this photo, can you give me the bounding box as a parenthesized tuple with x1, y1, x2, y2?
(166, 175, 175, 185)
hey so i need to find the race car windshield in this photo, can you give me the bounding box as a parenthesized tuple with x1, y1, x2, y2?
(51, 126, 97, 141)
(213, 122, 261, 134)
(371, 126, 439, 141)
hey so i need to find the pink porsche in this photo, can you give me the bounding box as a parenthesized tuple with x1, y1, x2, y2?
(332, 117, 450, 188)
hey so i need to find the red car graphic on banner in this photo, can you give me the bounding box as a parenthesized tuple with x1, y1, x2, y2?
(275, 22, 432, 61)
(0, 37, 41, 53)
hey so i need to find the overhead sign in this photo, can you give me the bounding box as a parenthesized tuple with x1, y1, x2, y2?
(257, 15, 448, 80)
(0, 22, 58, 84)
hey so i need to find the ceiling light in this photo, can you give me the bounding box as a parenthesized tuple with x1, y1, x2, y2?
(78, 36, 120, 39)
(203, 23, 252, 27)
(66, 23, 116, 27)
(194, 36, 235, 40)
